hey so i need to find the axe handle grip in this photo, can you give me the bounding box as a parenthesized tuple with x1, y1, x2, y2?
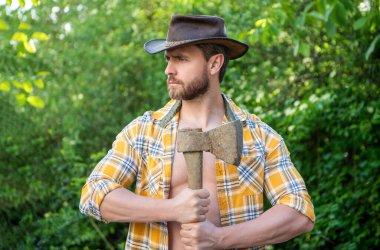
(182, 151, 202, 189)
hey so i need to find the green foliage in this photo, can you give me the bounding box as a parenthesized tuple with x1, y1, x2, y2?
(1, 0, 379, 249)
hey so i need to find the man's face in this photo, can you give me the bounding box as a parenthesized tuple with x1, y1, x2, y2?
(164, 45, 209, 100)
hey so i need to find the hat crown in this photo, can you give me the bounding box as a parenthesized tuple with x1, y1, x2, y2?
(167, 15, 227, 42)
(144, 14, 249, 59)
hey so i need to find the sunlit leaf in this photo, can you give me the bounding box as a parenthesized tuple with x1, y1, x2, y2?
(18, 22, 31, 30)
(17, 51, 25, 58)
(365, 34, 380, 60)
(16, 93, 26, 106)
(12, 80, 24, 89)
(32, 32, 49, 41)
(31, 0, 39, 6)
(37, 71, 50, 76)
(0, 19, 10, 30)
(6, 0, 11, 5)
(23, 81, 33, 93)
(255, 18, 271, 28)
(24, 40, 37, 53)
(34, 79, 44, 89)
(27, 96, 45, 108)
(19, 0, 25, 7)
(0, 81, 11, 92)
(11, 32, 28, 42)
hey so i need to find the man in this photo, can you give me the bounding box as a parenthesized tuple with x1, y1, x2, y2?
(80, 15, 315, 250)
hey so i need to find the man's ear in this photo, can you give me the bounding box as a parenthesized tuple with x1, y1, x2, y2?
(208, 54, 224, 76)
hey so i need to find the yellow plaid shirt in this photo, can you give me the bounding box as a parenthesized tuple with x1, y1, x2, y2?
(80, 94, 315, 250)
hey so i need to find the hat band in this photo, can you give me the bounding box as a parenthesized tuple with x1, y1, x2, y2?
(164, 39, 194, 47)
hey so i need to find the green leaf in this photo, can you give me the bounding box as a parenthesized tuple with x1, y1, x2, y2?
(333, 2, 347, 25)
(0, 81, 11, 92)
(11, 32, 28, 42)
(16, 93, 26, 106)
(293, 39, 300, 56)
(365, 34, 380, 60)
(31, 0, 39, 6)
(326, 20, 336, 38)
(34, 79, 44, 89)
(19, 0, 25, 7)
(6, 0, 11, 5)
(372, 108, 380, 124)
(304, 2, 315, 13)
(32, 32, 49, 41)
(27, 96, 45, 108)
(353, 16, 369, 30)
(299, 42, 311, 57)
(324, 6, 334, 21)
(18, 22, 31, 30)
(0, 19, 10, 30)
(316, 0, 326, 13)
(295, 13, 306, 28)
(308, 11, 326, 22)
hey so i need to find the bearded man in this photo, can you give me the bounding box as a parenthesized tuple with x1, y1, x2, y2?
(80, 14, 315, 250)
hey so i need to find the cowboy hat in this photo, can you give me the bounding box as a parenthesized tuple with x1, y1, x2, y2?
(144, 14, 249, 59)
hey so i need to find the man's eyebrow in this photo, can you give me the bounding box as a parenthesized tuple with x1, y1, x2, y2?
(164, 52, 189, 59)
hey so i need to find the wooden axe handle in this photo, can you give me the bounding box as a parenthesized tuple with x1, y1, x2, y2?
(182, 151, 203, 189)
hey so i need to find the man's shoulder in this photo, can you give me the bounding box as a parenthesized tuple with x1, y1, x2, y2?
(227, 97, 282, 142)
(120, 99, 177, 136)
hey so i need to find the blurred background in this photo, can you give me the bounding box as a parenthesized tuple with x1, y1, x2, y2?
(0, 0, 379, 249)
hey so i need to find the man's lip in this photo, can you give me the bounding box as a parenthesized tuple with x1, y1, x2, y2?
(167, 79, 178, 85)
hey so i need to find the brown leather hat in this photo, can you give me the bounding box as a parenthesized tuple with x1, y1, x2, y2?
(144, 15, 249, 60)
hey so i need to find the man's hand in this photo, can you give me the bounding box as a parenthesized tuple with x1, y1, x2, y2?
(171, 188, 210, 223)
(180, 220, 221, 250)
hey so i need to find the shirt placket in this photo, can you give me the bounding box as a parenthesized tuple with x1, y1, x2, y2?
(160, 113, 179, 249)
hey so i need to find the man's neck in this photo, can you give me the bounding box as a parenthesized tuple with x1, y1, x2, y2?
(178, 89, 224, 131)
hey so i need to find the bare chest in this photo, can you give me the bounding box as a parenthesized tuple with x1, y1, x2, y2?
(170, 149, 221, 223)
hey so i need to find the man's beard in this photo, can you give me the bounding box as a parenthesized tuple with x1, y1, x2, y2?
(167, 68, 209, 100)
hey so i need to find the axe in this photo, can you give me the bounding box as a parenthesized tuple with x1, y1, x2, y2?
(177, 120, 243, 189)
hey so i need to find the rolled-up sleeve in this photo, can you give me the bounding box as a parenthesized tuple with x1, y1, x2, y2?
(79, 127, 141, 222)
(264, 137, 315, 223)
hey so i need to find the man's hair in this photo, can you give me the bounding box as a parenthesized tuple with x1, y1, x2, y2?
(195, 44, 230, 83)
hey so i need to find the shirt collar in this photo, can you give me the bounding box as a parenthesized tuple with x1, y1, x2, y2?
(152, 94, 248, 128)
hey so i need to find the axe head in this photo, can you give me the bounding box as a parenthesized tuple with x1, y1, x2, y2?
(177, 120, 243, 166)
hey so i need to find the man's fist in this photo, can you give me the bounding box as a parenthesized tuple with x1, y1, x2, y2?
(171, 188, 210, 223)
(180, 220, 221, 249)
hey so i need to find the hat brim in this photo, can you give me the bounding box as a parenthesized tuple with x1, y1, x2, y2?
(144, 37, 249, 60)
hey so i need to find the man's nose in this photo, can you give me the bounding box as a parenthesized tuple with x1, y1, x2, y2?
(165, 61, 176, 76)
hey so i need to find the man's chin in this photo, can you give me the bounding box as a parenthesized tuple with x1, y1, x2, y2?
(168, 91, 181, 100)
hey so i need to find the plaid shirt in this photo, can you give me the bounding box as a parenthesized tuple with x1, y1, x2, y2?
(80, 94, 315, 250)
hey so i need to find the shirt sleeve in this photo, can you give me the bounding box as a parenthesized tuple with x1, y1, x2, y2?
(79, 126, 141, 222)
(262, 125, 315, 223)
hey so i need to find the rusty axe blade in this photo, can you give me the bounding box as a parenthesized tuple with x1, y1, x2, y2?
(177, 120, 243, 189)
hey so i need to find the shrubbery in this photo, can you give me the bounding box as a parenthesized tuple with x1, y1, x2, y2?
(1, 0, 379, 249)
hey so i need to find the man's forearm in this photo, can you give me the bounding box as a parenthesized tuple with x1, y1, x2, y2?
(100, 188, 174, 222)
(216, 204, 314, 248)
